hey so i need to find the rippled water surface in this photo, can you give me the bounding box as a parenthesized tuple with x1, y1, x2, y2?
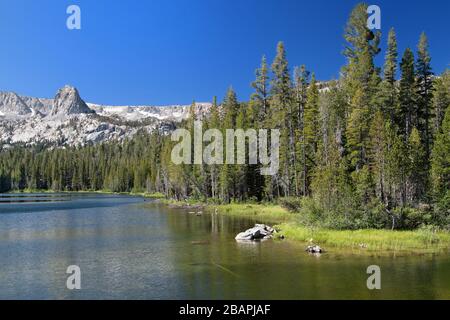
(0, 194, 449, 300)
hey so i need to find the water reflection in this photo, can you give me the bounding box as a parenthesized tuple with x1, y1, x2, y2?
(161, 205, 450, 300)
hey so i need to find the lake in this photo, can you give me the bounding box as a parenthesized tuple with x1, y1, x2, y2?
(0, 193, 449, 300)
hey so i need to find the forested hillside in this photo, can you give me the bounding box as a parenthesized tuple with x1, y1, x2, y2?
(0, 3, 448, 230)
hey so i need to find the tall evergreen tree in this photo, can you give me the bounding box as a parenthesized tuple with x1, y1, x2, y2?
(343, 3, 380, 98)
(431, 105, 450, 218)
(416, 32, 434, 159)
(368, 110, 387, 204)
(270, 41, 293, 196)
(346, 88, 369, 170)
(432, 70, 450, 134)
(407, 127, 427, 204)
(250, 55, 270, 122)
(293, 65, 310, 195)
(208, 96, 221, 200)
(384, 28, 398, 84)
(220, 87, 239, 202)
(302, 73, 319, 195)
(399, 48, 417, 138)
(379, 28, 398, 122)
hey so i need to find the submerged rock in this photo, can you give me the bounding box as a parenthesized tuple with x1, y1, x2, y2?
(191, 240, 210, 245)
(306, 245, 324, 254)
(235, 224, 276, 241)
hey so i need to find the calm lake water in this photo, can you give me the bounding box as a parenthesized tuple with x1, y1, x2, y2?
(0, 193, 449, 300)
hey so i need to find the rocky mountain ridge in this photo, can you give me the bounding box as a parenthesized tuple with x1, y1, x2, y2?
(0, 86, 211, 148)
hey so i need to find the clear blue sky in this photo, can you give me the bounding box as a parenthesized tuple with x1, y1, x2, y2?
(0, 0, 448, 105)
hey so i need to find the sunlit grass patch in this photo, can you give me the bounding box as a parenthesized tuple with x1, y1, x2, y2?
(276, 223, 450, 253)
(210, 203, 292, 223)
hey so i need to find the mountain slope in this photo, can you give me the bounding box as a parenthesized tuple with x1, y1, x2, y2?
(0, 92, 32, 116)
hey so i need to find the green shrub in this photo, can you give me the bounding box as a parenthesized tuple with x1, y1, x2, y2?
(417, 225, 441, 244)
(279, 197, 303, 212)
(434, 191, 450, 229)
(396, 207, 432, 229)
(357, 200, 392, 229)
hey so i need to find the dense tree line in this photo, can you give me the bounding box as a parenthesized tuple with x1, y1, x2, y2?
(1, 4, 448, 230)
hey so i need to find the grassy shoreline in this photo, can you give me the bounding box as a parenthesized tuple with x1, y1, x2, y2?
(5, 191, 450, 254)
(162, 199, 450, 254)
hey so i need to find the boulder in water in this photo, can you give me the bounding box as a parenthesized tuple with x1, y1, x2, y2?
(235, 224, 276, 241)
(306, 245, 324, 254)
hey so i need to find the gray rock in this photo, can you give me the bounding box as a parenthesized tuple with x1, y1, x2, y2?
(235, 232, 254, 241)
(235, 224, 276, 241)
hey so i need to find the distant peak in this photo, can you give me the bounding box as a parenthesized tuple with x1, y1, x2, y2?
(0, 91, 32, 115)
(51, 86, 95, 116)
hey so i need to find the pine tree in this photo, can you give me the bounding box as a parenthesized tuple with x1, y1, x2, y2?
(432, 70, 449, 135)
(416, 32, 434, 159)
(250, 55, 270, 122)
(270, 41, 293, 196)
(399, 48, 416, 138)
(407, 127, 427, 204)
(384, 28, 398, 84)
(293, 65, 310, 123)
(431, 105, 450, 206)
(379, 28, 398, 122)
(235, 104, 248, 200)
(343, 3, 380, 98)
(368, 110, 387, 204)
(270, 42, 292, 129)
(293, 65, 310, 195)
(208, 96, 221, 200)
(343, 2, 380, 178)
(384, 120, 408, 209)
(346, 88, 369, 170)
(343, 3, 381, 60)
(302, 73, 319, 195)
(220, 87, 239, 202)
(249, 58, 270, 200)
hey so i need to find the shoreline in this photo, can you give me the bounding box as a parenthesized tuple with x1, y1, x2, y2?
(4, 190, 450, 255)
(157, 199, 450, 255)
(2, 189, 166, 198)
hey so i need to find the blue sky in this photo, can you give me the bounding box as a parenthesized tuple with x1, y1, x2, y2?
(0, 0, 448, 105)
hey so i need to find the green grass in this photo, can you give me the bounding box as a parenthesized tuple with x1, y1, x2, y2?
(157, 198, 204, 206)
(276, 222, 450, 253)
(132, 192, 166, 199)
(208, 203, 293, 223)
